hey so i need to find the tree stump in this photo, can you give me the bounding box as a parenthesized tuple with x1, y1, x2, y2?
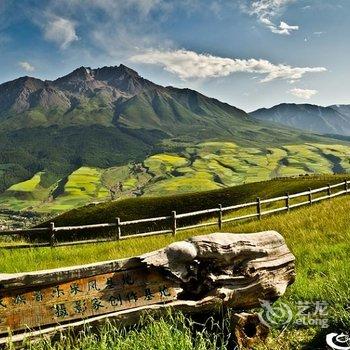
(0, 231, 295, 346)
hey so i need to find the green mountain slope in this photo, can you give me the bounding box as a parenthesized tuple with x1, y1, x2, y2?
(0, 64, 336, 195)
(0, 125, 165, 194)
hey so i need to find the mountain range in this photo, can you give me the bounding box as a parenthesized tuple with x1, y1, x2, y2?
(1, 64, 251, 133)
(251, 103, 350, 136)
(0, 64, 329, 194)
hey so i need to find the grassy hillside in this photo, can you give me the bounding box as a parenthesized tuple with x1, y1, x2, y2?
(1, 179, 349, 349)
(2, 141, 350, 216)
(43, 174, 350, 228)
(143, 142, 350, 195)
(0, 125, 165, 194)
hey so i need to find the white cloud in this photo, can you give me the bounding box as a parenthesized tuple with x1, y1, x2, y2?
(246, 0, 295, 18)
(265, 20, 299, 35)
(241, 0, 299, 35)
(91, 0, 164, 18)
(18, 61, 35, 72)
(43, 16, 78, 49)
(289, 88, 318, 99)
(277, 21, 299, 34)
(38, 0, 174, 57)
(130, 49, 326, 82)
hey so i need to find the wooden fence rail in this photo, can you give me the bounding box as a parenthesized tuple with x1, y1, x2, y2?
(0, 180, 349, 249)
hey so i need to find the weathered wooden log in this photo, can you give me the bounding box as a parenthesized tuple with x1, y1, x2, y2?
(231, 312, 269, 349)
(0, 231, 295, 346)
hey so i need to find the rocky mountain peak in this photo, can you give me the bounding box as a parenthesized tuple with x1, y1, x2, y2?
(92, 64, 154, 95)
(54, 66, 95, 83)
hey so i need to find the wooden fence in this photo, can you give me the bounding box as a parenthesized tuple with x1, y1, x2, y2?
(0, 180, 349, 249)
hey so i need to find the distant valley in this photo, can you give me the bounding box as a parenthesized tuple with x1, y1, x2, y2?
(2, 141, 350, 217)
(1, 65, 350, 221)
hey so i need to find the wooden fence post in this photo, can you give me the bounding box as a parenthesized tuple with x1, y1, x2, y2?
(256, 197, 262, 220)
(3, 180, 350, 250)
(171, 211, 177, 236)
(285, 193, 290, 212)
(50, 222, 56, 247)
(308, 188, 312, 205)
(116, 217, 121, 240)
(218, 204, 223, 230)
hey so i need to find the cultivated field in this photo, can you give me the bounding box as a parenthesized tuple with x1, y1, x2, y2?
(2, 142, 350, 217)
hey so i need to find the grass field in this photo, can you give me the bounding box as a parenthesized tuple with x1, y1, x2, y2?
(0, 172, 57, 211)
(41, 174, 350, 231)
(142, 142, 350, 194)
(1, 176, 349, 349)
(42, 167, 110, 212)
(2, 142, 350, 216)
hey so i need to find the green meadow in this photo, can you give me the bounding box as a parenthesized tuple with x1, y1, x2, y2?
(44, 167, 110, 212)
(1, 176, 350, 349)
(0, 172, 57, 211)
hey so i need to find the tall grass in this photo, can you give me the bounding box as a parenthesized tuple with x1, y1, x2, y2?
(16, 313, 228, 350)
(2, 190, 350, 349)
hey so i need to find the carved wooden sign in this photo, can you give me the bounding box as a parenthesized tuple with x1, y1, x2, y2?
(0, 231, 295, 346)
(0, 268, 178, 333)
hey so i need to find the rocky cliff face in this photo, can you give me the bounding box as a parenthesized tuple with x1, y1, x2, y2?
(0, 65, 156, 123)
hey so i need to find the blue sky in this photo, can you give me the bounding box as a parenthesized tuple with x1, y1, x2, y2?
(0, 0, 348, 111)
